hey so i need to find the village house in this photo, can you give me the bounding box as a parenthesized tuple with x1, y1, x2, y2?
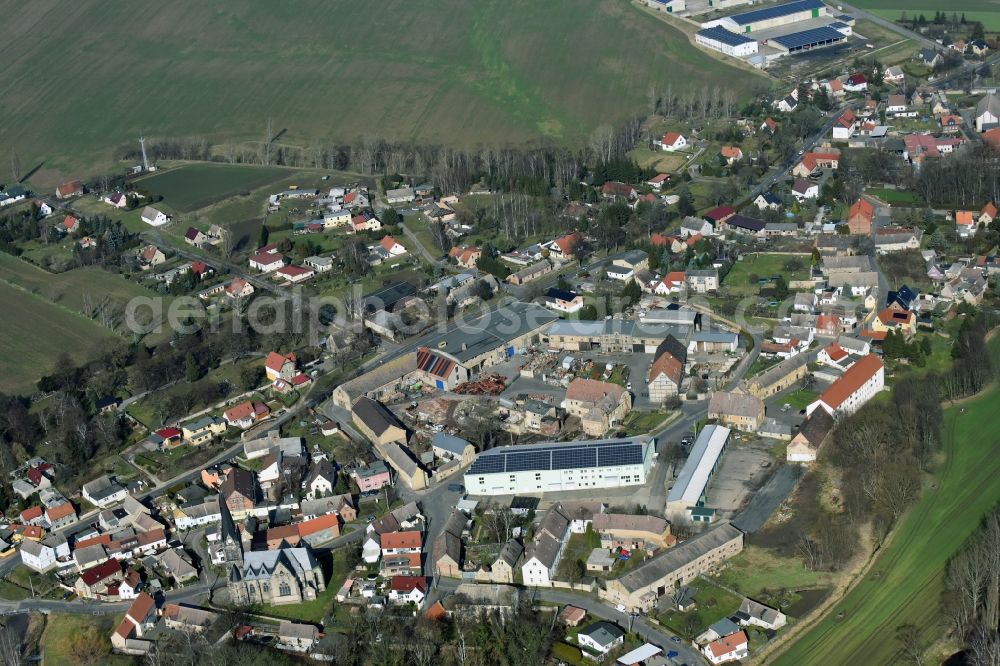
(222, 401, 270, 430)
(141, 206, 170, 227)
(591, 513, 673, 554)
(578, 622, 626, 656)
(55, 180, 83, 199)
(264, 351, 297, 382)
(448, 245, 481, 268)
(707, 391, 765, 432)
(976, 93, 1000, 132)
(807, 354, 884, 417)
(388, 575, 427, 606)
(647, 336, 687, 402)
(181, 416, 226, 445)
(660, 131, 687, 151)
(704, 630, 749, 664)
(563, 378, 632, 437)
(847, 198, 874, 234)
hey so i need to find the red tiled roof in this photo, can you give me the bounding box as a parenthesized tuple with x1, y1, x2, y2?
(649, 349, 683, 386)
(720, 146, 742, 159)
(815, 354, 883, 410)
(648, 173, 669, 184)
(380, 235, 401, 251)
(552, 232, 582, 256)
(114, 617, 135, 640)
(136, 528, 166, 547)
(224, 401, 255, 422)
(297, 513, 341, 538)
(75, 534, 112, 550)
(80, 558, 121, 586)
(704, 206, 735, 222)
(62, 215, 78, 230)
(390, 575, 426, 593)
(45, 502, 75, 522)
(955, 211, 975, 226)
(265, 352, 295, 373)
(823, 342, 848, 362)
(380, 530, 422, 550)
(708, 630, 747, 658)
(127, 592, 156, 623)
(566, 378, 625, 404)
(155, 427, 181, 439)
(662, 131, 683, 145)
(849, 198, 873, 221)
(20, 506, 42, 522)
(982, 202, 998, 219)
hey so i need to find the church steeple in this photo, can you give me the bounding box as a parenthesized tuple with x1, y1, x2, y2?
(220, 496, 243, 565)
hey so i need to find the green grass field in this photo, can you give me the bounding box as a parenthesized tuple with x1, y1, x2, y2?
(0, 281, 117, 394)
(136, 163, 289, 212)
(39, 614, 132, 666)
(722, 253, 811, 297)
(0, 0, 763, 184)
(849, 0, 1000, 31)
(774, 333, 1000, 665)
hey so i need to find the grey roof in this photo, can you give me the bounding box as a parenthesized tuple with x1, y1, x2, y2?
(822, 255, 873, 272)
(977, 93, 1000, 119)
(233, 547, 319, 582)
(578, 621, 626, 648)
(525, 533, 561, 568)
(353, 397, 404, 437)
(708, 391, 763, 419)
(748, 354, 809, 388)
(740, 597, 783, 624)
(432, 433, 472, 456)
(667, 425, 730, 505)
(708, 617, 741, 638)
(497, 538, 524, 567)
(384, 443, 422, 478)
(690, 330, 739, 344)
(183, 415, 222, 432)
(546, 318, 691, 343)
(614, 523, 743, 592)
(420, 301, 557, 363)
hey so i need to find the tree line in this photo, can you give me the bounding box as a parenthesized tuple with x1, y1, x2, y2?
(945, 506, 1000, 665)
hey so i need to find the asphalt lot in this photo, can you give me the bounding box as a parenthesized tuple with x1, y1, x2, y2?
(704, 441, 775, 518)
(733, 464, 806, 534)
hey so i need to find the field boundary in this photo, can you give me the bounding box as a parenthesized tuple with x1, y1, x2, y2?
(764, 327, 1000, 664)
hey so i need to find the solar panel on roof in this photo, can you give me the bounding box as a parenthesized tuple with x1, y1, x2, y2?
(729, 0, 824, 26)
(553, 447, 595, 470)
(597, 444, 644, 467)
(697, 26, 755, 47)
(772, 26, 846, 50)
(468, 455, 505, 475)
(505, 450, 552, 473)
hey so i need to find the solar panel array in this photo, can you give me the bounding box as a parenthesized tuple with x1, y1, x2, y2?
(729, 0, 824, 26)
(468, 440, 645, 475)
(697, 26, 756, 47)
(772, 26, 846, 50)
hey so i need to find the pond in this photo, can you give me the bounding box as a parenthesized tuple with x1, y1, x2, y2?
(785, 587, 832, 618)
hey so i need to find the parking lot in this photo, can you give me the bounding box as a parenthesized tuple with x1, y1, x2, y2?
(704, 438, 776, 519)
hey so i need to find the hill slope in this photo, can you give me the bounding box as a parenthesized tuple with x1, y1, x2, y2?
(0, 0, 762, 180)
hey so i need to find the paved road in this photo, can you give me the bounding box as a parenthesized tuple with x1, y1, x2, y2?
(533, 588, 705, 665)
(745, 104, 851, 204)
(838, 1, 939, 51)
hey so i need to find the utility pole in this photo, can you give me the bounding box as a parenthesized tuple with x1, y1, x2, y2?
(139, 135, 149, 172)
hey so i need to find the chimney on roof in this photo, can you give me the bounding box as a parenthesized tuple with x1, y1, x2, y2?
(461, 343, 467, 352)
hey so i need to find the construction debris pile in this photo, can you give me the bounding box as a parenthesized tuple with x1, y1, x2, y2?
(453, 375, 506, 395)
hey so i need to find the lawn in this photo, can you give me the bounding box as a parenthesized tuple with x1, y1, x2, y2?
(848, 0, 1000, 31)
(0, 0, 763, 185)
(628, 147, 688, 174)
(657, 576, 743, 639)
(722, 253, 811, 297)
(39, 614, 132, 666)
(779, 389, 818, 411)
(0, 281, 117, 394)
(258, 548, 354, 623)
(135, 163, 290, 212)
(774, 333, 1000, 665)
(623, 410, 676, 436)
(867, 187, 921, 205)
(712, 546, 836, 610)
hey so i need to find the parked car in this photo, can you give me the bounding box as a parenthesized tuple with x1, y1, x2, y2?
(447, 483, 464, 493)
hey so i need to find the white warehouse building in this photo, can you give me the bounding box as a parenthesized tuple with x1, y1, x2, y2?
(666, 425, 731, 519)
(696, 26, 759, 57)
(464, 437, 655, 496)
(702, 0, 828, 34)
